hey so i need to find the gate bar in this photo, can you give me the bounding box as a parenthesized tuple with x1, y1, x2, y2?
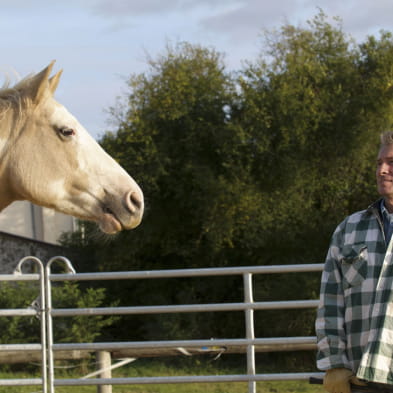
(0, 378, 43, 386)
(54, 372, 326, 386)
(49, 263, 323, 282)
(52, 336, 317, 352)
(244, 273, 256, 393)
(45, 256, 76, 393)
(12, 256, 47, 393)
(50, 299, 319, 317)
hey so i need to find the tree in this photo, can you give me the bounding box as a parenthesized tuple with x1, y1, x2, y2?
(235, 11, 393, 263)
(96, 42, 251, 271)
(66, 42, 253, 340)
(64, 13, 393, 347)
(0, 281, 116, 344)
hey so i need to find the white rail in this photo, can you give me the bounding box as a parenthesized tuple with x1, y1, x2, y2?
(0, 257, 324, 393)
(0, 256, 47, 392)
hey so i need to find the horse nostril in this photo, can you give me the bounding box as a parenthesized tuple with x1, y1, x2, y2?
(125, 191, 143, 214)
(130, 191, 142, 208)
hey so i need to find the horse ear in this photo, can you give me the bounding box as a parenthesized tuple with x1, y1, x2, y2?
(49, 69, 63, 95)
(26, 60, 56, 104)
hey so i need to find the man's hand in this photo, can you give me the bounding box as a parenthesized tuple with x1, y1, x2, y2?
(323, 368, 367, 393)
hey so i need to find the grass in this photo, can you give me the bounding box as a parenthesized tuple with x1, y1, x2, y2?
(0, 358, 325, 393)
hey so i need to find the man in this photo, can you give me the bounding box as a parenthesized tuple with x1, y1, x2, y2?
(316, 131, 393, 393)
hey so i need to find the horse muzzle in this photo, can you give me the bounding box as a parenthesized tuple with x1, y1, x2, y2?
(99, 189, 144, 234)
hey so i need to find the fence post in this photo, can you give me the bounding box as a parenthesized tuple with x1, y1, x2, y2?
(45, 257, 76, 393)
(244, 273, 256, 393)
(14, 256, 47, 393)
(96, 351, 112, 393)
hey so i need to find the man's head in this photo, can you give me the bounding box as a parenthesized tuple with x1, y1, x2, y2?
(376, 131, 393, 203)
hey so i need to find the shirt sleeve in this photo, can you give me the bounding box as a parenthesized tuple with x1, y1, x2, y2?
(315, 221, 350, 370)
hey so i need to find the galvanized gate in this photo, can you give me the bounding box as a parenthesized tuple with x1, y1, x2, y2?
(0, 256, 324, 393)
(0, 256, 47, 391)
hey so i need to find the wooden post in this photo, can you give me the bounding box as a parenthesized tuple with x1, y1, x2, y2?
(96, 351, 112, 393)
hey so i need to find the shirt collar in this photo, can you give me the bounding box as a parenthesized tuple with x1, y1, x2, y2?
(380, 199, 393, 221)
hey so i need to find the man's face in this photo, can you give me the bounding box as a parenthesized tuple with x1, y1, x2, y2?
(376, 144, 393, 199)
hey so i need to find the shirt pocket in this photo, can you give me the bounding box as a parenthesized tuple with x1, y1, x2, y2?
(340, 244, 368, 289)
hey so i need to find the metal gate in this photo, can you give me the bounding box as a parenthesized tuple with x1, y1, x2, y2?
(0, 256, 325, 393)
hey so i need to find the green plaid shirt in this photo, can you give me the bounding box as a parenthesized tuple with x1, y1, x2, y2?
(316, 199, 393, 384)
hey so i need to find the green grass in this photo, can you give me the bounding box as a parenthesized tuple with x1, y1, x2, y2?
(0, 359, 325, 393)
(0, 379, 325, 393)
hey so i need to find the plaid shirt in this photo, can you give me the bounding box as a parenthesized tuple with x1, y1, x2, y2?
(316, 199, 393, 385)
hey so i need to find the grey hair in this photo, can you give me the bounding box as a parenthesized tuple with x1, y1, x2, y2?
(380, 131, 393, 146)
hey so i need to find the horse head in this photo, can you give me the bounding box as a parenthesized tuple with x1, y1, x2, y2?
(0, 61, 143, 234)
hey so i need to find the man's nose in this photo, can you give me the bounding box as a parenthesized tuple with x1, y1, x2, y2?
(379, 162, 389, 175)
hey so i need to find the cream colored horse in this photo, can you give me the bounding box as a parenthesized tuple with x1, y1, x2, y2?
(0, 61, 143, 234)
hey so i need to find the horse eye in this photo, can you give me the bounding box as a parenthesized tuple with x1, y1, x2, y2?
(59, 128, 75, 137)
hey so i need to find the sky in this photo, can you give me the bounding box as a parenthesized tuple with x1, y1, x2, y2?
(1, 0, 393, 139)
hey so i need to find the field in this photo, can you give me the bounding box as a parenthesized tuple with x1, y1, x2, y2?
(0, 359, 325, 393)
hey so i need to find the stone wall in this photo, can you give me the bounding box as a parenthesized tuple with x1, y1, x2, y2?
(0, 231, 79, 273)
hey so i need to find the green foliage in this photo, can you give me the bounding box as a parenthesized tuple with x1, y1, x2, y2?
(52, 282, 118, 343)
(233, 10, 393, 266)
(0, 282, 39, 343)
(64, 12, 393, 348)
(0, 281, 116, 344)
(101, 42, 246, 268)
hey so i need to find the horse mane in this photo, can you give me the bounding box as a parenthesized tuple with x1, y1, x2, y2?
(0, 63, 61, 135)
(0, 74, 36, 118)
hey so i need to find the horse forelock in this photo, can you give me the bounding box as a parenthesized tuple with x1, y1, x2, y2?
(0, 61, 60, 124)
(0, 78, 25, 108)
(0, 72, 51, 133)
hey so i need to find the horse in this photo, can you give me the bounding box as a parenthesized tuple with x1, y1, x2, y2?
(0, 61, 143, 234)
